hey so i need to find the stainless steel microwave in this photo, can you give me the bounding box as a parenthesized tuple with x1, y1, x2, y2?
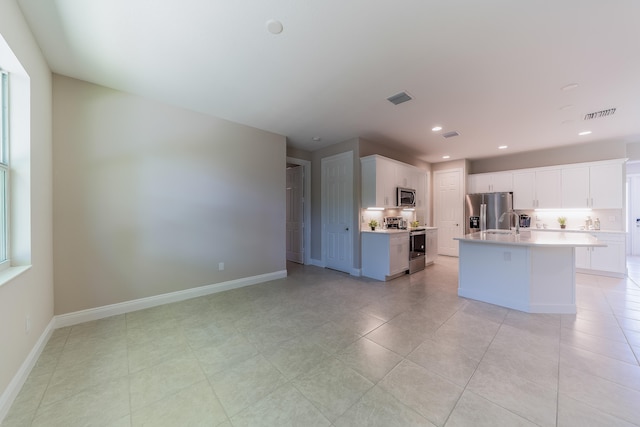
(397, 187, 416, 208)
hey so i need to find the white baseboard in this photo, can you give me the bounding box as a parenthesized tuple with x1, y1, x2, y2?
(0, 319, 55, 423)
(54, 270, 287, 329)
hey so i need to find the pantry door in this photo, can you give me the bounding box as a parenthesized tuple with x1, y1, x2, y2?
(322, 151, 353, 274)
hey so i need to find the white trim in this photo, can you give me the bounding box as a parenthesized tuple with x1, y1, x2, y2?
(0, 265, 30, 288)
(54, 270, 287, 328)
(0, 318, 55, 423)
(310, 258, 325, 267)
(286, 156, 312, 266)
(350, 268, 361, 277)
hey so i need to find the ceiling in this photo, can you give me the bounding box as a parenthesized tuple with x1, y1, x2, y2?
(17, 0, 640, 163)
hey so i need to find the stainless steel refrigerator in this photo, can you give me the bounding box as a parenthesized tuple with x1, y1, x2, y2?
(465, 192, 514, 234)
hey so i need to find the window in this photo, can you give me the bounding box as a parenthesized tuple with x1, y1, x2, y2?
(0, 69, 8, 268)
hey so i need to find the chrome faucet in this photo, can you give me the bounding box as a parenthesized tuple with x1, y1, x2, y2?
(499, 210, 520, 235)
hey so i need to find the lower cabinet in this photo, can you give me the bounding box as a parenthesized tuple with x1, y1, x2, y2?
(425, 229, 438, 265)
(576, 233, 626, 277)
(361, 232, 409, 281)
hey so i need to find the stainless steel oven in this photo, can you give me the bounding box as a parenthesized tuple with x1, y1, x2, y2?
(409, 228, 426, 273)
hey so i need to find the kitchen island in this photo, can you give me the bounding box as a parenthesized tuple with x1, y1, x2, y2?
(454, 230, 606, 314)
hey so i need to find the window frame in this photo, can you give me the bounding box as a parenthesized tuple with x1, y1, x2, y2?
(0, 69, 9, 270)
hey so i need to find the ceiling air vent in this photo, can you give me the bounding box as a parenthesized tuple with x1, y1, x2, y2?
(584, 108, 616, 120)
(387, 91, 413, 105)
(442, 131, 460, 139)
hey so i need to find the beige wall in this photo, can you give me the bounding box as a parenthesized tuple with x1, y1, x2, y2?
(53, 75, 286, 314)
(0, 0, 54, 406)
(359, 138, 430, 170)
(469, 140, 628, 174)
(286, 146, 312, 161)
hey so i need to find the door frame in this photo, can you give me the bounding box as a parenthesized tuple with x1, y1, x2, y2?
(433, 168, 464, 257)
(321, 151, 355, 274)
(286, 156, 311, 265)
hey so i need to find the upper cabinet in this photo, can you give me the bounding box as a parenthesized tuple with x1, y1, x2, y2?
(361, 155, 396, 208)
(561, 162, 624, 209)
(468, 172, 513, 193)
(471, 159, 624, 211)
(512, 169, 561, 209)
(361, 155, 428, 210)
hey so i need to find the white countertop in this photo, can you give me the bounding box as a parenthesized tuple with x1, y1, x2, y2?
(361, 229, 409, 234)
(455, 229, 607, 247)
(525, 227, 626, 235)
(361, 226, 437, 234)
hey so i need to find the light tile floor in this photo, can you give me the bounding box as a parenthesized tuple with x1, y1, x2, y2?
(3, 256, 640, 426)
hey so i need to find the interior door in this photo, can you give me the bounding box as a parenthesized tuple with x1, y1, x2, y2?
(322, 151, 353, 273)
(434, 169, 463, 256)
(286, 165, 304, 263)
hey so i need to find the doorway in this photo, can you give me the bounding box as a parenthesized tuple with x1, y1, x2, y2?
(286, 157, 311, 265)
(434, 168, 464, 257)
(627, 172, 640, 256)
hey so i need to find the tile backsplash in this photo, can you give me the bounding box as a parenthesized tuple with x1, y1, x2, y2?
(518, 209, 623, 231)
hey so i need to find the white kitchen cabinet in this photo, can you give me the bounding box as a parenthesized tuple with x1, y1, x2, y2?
(361, 231, 409, 281)
(590, 163, 624, 209)
(561, 167, 590, 208)
(468, 172, 513, 193)
(396, 165, 416, 189)
(562, 162, 624, 209)
(389, 233, 410, 276)
(361, 155, 428, 209)
(512, 169, 561, 209)
(576, 232, 626, 277)
(361, 155, 396, 208)
(425, 228, 438, 265)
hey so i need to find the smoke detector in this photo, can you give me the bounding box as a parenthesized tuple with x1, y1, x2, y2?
(387, 91, 413, 105)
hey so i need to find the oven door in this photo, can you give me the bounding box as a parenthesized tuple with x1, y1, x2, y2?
(409, 231, 426, 273)
(410, 231, 426, 259)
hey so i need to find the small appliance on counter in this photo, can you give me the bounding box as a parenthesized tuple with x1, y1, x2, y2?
(519, 214, 531, 228)
(384, 216, 407, 229)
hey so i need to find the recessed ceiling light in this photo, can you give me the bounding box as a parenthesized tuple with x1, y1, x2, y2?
(498, 145, 508, 150)
(578, 131, 592, 136)
(432, 126, 442, 132)
(266, 19, 284, 34)
(442, 155, 450, 159)
(312, 136, 321, 141)
(559, 104, 574, 111)
(561, 83, 579, 91)
(561, 120, 574, 125)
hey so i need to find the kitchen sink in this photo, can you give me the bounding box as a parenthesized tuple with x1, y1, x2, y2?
(484, 230, 514, 235)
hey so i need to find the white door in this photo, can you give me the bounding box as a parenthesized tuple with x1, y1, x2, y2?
(434, 169, 463, 257)
(629, 175, 640, 255)
(322, 151, 353, 273)
(286, 165, 304, 264)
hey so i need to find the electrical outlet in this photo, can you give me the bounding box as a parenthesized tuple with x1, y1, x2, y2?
(25, 315, 31, 334)
(503, 252, 511, 261)
(218, 262, 224, 271)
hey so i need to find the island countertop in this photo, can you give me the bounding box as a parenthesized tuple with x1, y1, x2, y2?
(454, 230, 606, 247)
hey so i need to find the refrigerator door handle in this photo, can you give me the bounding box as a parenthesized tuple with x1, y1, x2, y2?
(480, 203, 487, 231)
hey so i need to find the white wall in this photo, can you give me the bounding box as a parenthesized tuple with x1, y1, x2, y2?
(0, 0, 54, 411)
(53, 75, 286, 314)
